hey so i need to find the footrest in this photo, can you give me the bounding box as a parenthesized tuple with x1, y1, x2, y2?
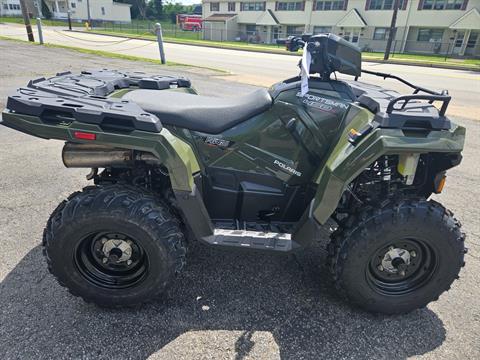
(202, 229, 299, 252)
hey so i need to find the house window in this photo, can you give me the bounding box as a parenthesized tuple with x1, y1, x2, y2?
(241, 2, 266, 11)
(286, 25, 304, 35)
(417, 28, 444, 41)
(71, 2, 76, 8)
(373, 27, 389, 40)
(313, 26, 332, 34)
(367, 0, 405, 10)
(445, 0, 463, 9)
(228, 2, 236, 11)
(422, 0, 462, 9)
(314, 1, 345, 10)
(210, 2, 220, 11)
(466, 32, 478, 48)
(101, 7, 105, 15)
(246, 24, 257, 35)
(3, 4, 8, 10)
(277, 2, 304, 11)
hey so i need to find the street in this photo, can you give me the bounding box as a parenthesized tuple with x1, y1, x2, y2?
(0, 37, 479, 360)
(0, 22, 479, 120)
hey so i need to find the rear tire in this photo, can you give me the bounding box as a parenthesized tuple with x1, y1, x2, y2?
(43, 185, 186, 307)
(328, 199, 466, 314)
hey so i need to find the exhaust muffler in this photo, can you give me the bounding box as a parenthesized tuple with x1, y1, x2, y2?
(62, 142, 161, 168)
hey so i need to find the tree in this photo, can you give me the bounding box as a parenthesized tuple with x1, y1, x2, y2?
(162, 1, 194, 23)
(153, 0, 163, 17)
(136, 0, 148, 18)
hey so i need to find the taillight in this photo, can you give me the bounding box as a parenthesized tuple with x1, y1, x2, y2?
(74, 131, 96, 140)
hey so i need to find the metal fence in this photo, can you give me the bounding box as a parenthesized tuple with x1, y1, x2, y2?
(98, 21, 205, 41)
(92, 21, 479, 58)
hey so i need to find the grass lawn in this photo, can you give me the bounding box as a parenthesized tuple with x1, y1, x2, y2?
(92, 29, 290, 52)
(363, 52, 480, 67)
(0, 16, 83, 27)
(92, 28, 480, 69)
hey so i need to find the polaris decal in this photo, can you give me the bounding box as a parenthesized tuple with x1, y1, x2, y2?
(274, 159, 302, 177)
(296, 92, 349, 113)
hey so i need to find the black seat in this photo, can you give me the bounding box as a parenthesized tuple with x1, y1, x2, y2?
(123, 89, 273, 134)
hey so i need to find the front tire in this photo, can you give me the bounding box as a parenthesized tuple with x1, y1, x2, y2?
(328, 199, 466, 314)
(43, 185, 186, 307)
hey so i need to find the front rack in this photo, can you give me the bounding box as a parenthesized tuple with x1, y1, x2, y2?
(360, 69, 451, 116)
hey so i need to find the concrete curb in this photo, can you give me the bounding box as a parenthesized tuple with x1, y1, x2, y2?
(72, 30, 480, 73)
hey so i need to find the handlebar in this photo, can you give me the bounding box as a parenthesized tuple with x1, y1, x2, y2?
(276, 36, 306, 52)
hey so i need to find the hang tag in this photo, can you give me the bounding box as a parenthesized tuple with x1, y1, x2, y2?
(300, 47, 312, 96)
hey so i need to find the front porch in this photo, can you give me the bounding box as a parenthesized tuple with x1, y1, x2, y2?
(46, 0, 69, 19)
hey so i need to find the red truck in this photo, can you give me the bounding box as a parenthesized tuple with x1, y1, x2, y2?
(177, 14, 203, 31)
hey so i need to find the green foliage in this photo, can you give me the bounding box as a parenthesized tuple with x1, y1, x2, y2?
(153, 0, 163, 16)
(119, 0, 199, 21)
(162, 1, 197, 22)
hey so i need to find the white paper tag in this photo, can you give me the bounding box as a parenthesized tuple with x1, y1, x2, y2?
(300, 47, 312, 96)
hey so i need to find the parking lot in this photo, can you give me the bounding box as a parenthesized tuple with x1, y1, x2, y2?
(0, 40, 479, 359)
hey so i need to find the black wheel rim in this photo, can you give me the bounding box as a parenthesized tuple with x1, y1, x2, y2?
(74, 231, 149, 289)
(366, 238, 437, 296)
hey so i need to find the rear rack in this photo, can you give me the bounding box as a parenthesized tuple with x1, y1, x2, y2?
(355, 70, 451, 130)
(4, 70, 192, 133)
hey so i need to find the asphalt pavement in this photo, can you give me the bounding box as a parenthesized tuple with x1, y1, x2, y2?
(0, 39, 479, 360)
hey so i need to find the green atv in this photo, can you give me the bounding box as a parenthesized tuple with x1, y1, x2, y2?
(1, 34, 466, 314)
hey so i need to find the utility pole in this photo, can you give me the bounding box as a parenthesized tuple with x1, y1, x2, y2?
(19, 0, 35, 42)
(155, 23, 166, 64)
(36, 17, 44, 44)
(67, 10, 72, 30)
(86, 0, 92, 27)
(384, 0, 401, 60)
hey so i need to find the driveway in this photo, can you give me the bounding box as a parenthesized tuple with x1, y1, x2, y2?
(0, 39, 479, 360)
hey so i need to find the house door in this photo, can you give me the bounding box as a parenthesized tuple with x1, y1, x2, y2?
(343, 28, 360, 45)
(453, 31, 466, 55)
(272, 27, 280, 41)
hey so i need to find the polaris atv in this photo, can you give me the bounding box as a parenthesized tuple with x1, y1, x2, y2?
(1, 34, 466, 314)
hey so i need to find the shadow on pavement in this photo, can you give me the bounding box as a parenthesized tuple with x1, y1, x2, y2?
(0, 240, 445, 359)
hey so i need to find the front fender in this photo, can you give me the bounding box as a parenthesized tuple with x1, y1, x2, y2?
(310, 105, 466, 225)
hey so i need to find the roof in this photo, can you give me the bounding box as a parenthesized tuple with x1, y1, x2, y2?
(256, 10, 279, 26)
(204, 13, 237, 22)
(449, 8, 480, 30)
(336, 9, 367, 28)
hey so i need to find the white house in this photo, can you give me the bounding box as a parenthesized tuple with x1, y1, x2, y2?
(202, 0, 480, 56)
(45, 0, 131, 23)
(0, 0, 22, 16)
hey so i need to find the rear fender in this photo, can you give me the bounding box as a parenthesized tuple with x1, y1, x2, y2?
(1, 111, 200, 191)
(1, 111, 214, 238)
